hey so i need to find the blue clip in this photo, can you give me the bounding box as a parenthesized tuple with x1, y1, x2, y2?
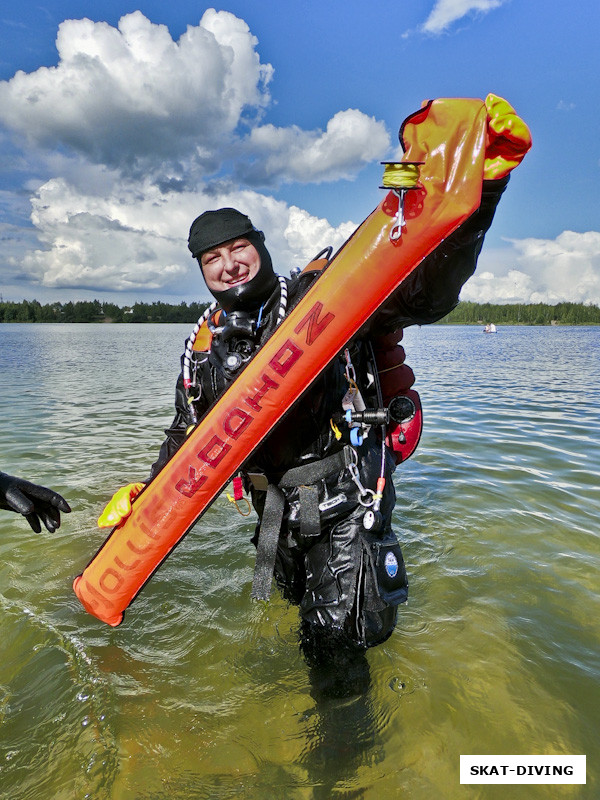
(350, 427, 363, 446)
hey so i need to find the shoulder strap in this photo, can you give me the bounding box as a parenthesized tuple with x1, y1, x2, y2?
(192, 309, 223, 352)
(301, 257, 329, 275)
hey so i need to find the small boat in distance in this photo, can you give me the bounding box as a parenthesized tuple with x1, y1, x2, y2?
(483, 323, 497, 333)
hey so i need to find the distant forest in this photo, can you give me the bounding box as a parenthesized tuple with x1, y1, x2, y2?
(1, 298, 599, 325)
(439, 301, 600, 326)
(0, 299, 211, 323)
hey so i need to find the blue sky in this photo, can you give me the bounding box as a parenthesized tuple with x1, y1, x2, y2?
(1, 0, 599, 307)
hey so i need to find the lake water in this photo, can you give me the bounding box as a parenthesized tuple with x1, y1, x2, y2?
(0, 323, 598, 799)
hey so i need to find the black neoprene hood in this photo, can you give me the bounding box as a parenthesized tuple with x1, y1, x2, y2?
(188, 208, 256, 259)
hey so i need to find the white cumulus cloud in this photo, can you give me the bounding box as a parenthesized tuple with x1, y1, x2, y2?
(237, 109, 390, 185)
(18, 175, 357, 297)
(0, 10, 392, 298)
(421, 0, 506, 34)
(0, 10, 273, 174)
(0, 9, 388, 188)
(461, 231, 600, 305)
(511, 230, 600, 304)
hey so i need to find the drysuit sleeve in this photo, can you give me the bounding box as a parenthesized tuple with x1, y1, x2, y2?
(148, 371, 209, 480)
(373, 176, 509, 331)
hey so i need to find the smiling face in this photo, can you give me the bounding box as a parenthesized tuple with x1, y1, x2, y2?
(200, 237, 261, 294)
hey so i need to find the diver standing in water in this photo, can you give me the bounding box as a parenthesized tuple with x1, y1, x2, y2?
(99, 96, 530, 687)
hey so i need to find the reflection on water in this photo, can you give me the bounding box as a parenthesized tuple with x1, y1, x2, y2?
(0, 323, 598, 799)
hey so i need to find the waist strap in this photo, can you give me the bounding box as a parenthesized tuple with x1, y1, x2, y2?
(277, 446, 354, 488)
(251, 447, 354, 601)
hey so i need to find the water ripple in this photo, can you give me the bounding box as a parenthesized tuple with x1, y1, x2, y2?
(0, 598, 118, 800)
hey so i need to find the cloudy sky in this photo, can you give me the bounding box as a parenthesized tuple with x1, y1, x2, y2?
(1, 0, 599, 307)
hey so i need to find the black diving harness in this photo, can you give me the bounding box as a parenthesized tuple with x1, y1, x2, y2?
(251, 341, 415, 601)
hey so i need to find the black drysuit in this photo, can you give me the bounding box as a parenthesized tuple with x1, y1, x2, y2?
(150, 177, 508, 651)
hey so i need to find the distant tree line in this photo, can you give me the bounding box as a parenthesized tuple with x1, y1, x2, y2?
(1, 298, 599, 325)
(438, 301, 600, 326)
(0, 299, 211, 323)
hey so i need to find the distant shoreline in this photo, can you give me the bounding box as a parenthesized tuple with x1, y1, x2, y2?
(1, 299, 599, 326)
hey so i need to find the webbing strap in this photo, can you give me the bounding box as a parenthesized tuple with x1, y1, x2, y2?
(278, 447, 351, 488)
(298, 485, 320, 539)
(251, 484, 285, 601)
(250, 447, 353, 600)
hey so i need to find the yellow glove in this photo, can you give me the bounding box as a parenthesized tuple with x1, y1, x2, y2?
(484, 94, 532, 180)
(98, 482, 145, 528)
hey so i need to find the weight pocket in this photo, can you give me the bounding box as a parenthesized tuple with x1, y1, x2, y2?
(371, 537, 408, 606)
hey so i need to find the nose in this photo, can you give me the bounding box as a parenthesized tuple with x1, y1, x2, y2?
(221, 250, 239, 275)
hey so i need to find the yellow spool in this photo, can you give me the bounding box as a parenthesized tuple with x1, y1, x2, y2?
(381, 162, 421, 189)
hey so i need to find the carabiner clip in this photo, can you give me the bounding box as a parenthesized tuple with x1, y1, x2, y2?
(347, 462, 375, 507)
(390, 189, 407, 241)
(343, 348, 357, 385)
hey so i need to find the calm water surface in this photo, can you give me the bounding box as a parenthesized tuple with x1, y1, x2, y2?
(0, 323, 598, 799)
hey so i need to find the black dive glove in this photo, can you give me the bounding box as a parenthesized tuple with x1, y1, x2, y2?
(0, 471, 71, 533)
